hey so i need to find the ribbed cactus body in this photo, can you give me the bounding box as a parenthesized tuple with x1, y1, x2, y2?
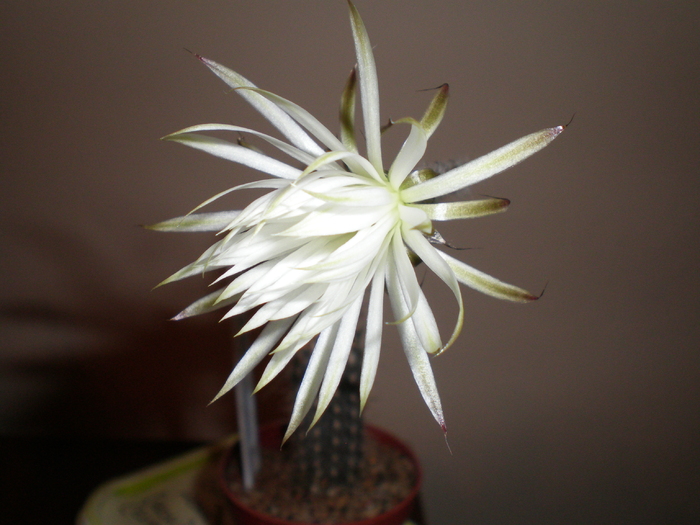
(290, 332, 364, 492)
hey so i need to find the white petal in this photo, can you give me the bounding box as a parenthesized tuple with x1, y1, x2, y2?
(243, 237, 348, 296)
(402, 228, 464, 355)
(386, 251, 445, 430)
(391, 267, 442, 355)
(186, 179, 287, 218)
(296, 150, 380, 182)
(170, 123, 318, 167)
(303, 184, 394, 207)
(216, 259, 278, 305)
(214, 231, 307, 279)
(163, 132, 301, 179)
(255, 335, 314, 393)
(283, 323, 339, 443)
(211, 317, 295, 403)
(398, 204, 431, 234)
(388, 120, 427, 189)
(310, 293, 364, 428)
(235, 88, 349, 160)
(279, 204, 390, 238)
(297, 150, 383, 184)
(348, 1, 383, 173)
(302, 216, 393, 283)
(401, 322, 446, 432)
(198, 56, 323, 156)
(172, 289, 240, 320)
(388, 229, 420, 323)
(157, 241, 225, 285)
(275, 279, 357, 351)
(237, 284, 325, 334)
(360, 258, 386, 412)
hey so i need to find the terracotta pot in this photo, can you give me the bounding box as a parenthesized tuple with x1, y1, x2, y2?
(219, 422, 422, 525)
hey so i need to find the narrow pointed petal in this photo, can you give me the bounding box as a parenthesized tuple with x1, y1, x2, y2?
(439, 251, 539, 302)
(215, 259, 277, 304)
(238, 87, 376, 179)
(310, 294, 364, 428)
(163, 132, 301, 180)
(296, 150, 378, 182)
(408, 285, 442, 354)
(282, 324, 339, 444)
(402, 325, 446, 431)
(301, 184, 394, 207)
(302, 215, 393, 273)
(273, 281, 355, 354)
(398, 204, 432, 234)
(386, 252, 445, 430)
(172, 289, 240, 320)
(360, 261, 385, 413)
(339, 68, 358, 152)
(413, 198, 510, 221)
(402, 126, 565, 202)
(237, 285, 324, 334)
(279, 204, 388, 238)
(180, 179, 288, 224)
(255, 336, 313, 393)
(392, 235, 444, 354)
(402, 228, 464, 355)
(156, 242, 224, 286)
(197, 56, 323, 156)
(388, 119, 428, 188)
(387, 229, 421, 324)
(210, 317, 295, 403)
(420, 84, 449, 139)
(170, 123, 319, 167)
(145, 210, 241, 232)
(348, 1, 383, 172)
(236, 87, 345, 154)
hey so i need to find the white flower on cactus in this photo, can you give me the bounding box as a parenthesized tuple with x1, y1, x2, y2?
(149, 1, 565, 441)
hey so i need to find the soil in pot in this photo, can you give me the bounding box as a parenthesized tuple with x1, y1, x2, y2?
(222, 425, 420, 524)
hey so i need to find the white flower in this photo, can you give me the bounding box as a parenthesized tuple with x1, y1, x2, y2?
(150, 1, 564, 441)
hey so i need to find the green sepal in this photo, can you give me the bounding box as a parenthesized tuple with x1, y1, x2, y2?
(413, 198, 510, 221)
(339, 67, 358, 152)
(420, 84, 449, 139)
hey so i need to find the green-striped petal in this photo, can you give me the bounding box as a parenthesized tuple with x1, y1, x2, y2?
(402, 126, 565, 202)
(439, 251, 539, 302)
(145, 210, 241, 232)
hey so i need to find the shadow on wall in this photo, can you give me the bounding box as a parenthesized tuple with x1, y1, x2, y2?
(0, 221, 290, 440)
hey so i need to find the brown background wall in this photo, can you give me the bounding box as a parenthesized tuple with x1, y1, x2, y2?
(1, 1, 699, 523)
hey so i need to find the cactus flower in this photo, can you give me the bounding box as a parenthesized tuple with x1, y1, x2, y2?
(150, 1, 564, 440)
